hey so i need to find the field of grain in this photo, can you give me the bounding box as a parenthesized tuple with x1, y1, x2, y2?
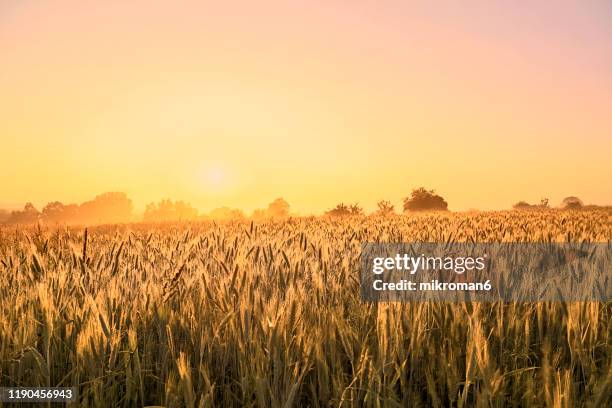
(0, 211, 610, 407)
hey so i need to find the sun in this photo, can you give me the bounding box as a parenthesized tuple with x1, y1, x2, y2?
(207, 166, 225, 186)
(198, 163, 231, 192)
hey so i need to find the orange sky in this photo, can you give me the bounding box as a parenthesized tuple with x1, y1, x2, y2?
(1, 1, 611, 214)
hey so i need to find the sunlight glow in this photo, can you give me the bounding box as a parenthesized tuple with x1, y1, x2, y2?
(1, 1, 611, 212)
(200, 164, 229, 192)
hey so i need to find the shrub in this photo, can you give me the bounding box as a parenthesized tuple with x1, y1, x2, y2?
(403, 188, 448, 211)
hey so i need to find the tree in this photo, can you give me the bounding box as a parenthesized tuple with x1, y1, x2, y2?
(403, 188, 448, 212)
(512, 201, 532, 210)
(7, 203, 40, 224)
(561, 196, 583, 210)
(267, 198, 290, 218)
(325, 203, 352, 217)
(349, 203, 363, 215)
(42, 201, 66, 221)
(376, 200, 395, 216)
(144, 199, 198, 222)
(512, 198, 550, 210)
(42, 201, 80, 224)
(79, 192, 133, 224)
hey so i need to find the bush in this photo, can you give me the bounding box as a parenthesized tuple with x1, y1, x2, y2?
(325, 203, 351, 217)
(561, 196, 583, 210)
(403, 188, 448, 212)
(376, 200, 395, 216)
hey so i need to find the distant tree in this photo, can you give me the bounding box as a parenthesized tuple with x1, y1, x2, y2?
(79, 192, 133, 224)
(0, 209, 9, 224)
(561, 196, 583, 210)
(403, 188, 448, 212)
(376, 200, 395, 216)
(325, 203, 352, 217)
(42, 201, 80, 224)
(267, 198, 290, 218)
(349, 203, 363, 215)
(5, 193, 135, 226)
(174, 201, 198, 219)
(144, 199, 198, 222)
(7, 203, 40, 224)
(513, 201, 532, 210)
(42, 201, 66, 221)
(512, 198, 550, 210)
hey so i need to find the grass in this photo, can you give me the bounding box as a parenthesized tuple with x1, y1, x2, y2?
(0, 210, 610, 407)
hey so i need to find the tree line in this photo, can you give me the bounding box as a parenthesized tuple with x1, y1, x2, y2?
(0, 195, 294, 225)
(0, 188, 448, 226)
(512, 196, 608, 210)
(1, 188, 603, 226)
(325, 187, 448, 217)
(0, 192, 133, 226)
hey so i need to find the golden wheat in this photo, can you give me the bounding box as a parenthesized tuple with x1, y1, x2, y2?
(0, 210, 610, 407)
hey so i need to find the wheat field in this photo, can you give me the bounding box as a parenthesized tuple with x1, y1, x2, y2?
(0, 211, 610, 407)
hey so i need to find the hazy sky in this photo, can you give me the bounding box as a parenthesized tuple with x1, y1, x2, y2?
(2, 1, 611, 213)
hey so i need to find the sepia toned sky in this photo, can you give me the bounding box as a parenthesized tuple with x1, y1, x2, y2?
(1, 1, 611, 214)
